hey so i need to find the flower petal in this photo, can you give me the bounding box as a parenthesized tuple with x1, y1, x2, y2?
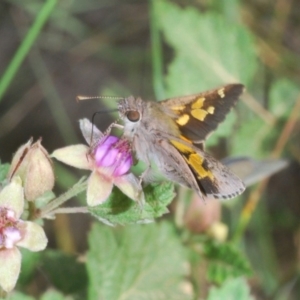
(3, 227, 22, 249)
(0, 248, 21, 292)
(113, 154, 133, 176)
(87, 171, 113, 206)
(114, 173, 144, 203)
(97, 148, 119, 167)
(52, 145, 91, 169)
(0, 177, 24, 218)
(17, 221, 48, 251)
(79, 118, 104, 146)
(94, 136, 119, 166)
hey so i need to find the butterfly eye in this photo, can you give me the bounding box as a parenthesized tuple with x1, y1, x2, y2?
(126, 110, 140, 122)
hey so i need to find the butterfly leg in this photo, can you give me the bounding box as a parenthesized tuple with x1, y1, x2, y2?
(139, 165, 152, 187)
(103, 121, 124, 136)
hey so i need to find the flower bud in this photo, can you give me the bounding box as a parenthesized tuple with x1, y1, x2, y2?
(184, 195, 221, 234)
(8, 139, 55, 201)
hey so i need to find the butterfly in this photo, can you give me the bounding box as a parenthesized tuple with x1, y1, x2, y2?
(116, 83, 245, 200)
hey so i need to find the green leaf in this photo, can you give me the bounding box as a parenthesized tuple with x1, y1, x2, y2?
(87, 221, 192, 300)
(18, 249, 42, 287)
(232, 78, 300, 157)
(0, 162, 9, 182)
(157, 1, 257, 91)
(208, 0, 241, 22)
(155, 1, 257, 145)
(204, 240, 252, 285)
(207, 277, 254, 300)
(7, 292, 35, 300)
(231, 116, 267, 157)
(89, 182, 175, 225)
(39, 290, 67, 300)
(41, 250, 88, 294)
(269, 79, 299, 118)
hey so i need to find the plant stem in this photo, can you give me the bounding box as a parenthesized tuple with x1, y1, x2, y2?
(150, 0, 165, 100)
(39, 177, 87, 218)
(0, 0, 58, 101)
(51, 207, 89, 214)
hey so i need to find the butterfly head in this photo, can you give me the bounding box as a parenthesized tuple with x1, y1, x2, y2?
(118, 96, 145, 136)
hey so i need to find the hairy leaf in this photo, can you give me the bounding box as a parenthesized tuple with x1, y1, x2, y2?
(204, 240, 252, 284)
(87, 222, 192, 300)
(89, 182, 175, 225)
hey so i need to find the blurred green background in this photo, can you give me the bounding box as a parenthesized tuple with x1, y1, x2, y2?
(0, 0, 300, 299)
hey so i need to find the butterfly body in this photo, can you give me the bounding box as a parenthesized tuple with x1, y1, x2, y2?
(118, 84, 245, 200)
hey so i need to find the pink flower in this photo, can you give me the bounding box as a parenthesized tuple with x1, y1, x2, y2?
(0, 177, 48, 292)
(52, 119, 144, 206)
(93, 135, 133, 177)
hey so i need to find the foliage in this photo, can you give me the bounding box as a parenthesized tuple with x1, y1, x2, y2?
(203, 240, 252, 284)
(0, 0, 299, 299)
(0, 162, 9, 182)
(207, 277, 254, 300)
(89, 182, 174, 225)
(87, 222, 191, 300)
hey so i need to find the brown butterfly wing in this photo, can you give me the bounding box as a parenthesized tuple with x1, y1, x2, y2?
(169, 139, 245, 199)
(161, 84, 244, 143)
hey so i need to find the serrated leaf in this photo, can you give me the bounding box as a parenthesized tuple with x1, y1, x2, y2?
(41, 250, 88, 294)
(0, 162, 10, 182)
(204, 241, 252, 285)
(155, 1, 257, 145)
(157, 1, 257, 91)
(87, 222, 192, 300)
(207, 277, 254, 300)
(89, 182, 175, 225)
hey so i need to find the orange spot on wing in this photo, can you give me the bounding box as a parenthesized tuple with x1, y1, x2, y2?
(191, 97, 205, 109)
(171, 105, 186, 111)
(185, 154, 214, 180)
(218, 88, 225, 98)
(191, 109, 208, 121)
(176, 114, 190, 125)
(170, 140, 194, 154)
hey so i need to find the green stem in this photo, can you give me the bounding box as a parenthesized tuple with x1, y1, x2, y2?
(51, 207, 89, 214)
(150, 0, 165, 100)
(0, 0, 58, 101)
(39, 177, 87, 218)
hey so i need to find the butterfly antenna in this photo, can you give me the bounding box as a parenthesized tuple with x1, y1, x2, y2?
(76, 95, 122, 145)
(88, 108, 119, 146)
(76, 95, 125, 102)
